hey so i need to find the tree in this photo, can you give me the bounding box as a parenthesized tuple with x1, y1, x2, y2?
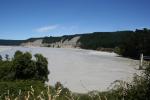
(0, 55, 2, 61)
(14, 50, 23, 59)
(118, 28, 150, 58)
(13, 51, 35, 79)
(5, 54, 9, 60)
(34, 54, 49, 82)
(0, 51, 49, 82)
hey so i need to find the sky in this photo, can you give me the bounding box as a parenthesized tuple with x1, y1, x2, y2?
(0, 0, 150, 40)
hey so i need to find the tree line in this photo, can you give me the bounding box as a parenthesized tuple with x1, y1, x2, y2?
(78, 28, 150, 59)
(116, 28, 150, 59)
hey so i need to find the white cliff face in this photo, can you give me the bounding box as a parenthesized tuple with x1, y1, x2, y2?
(21, 36, 81, 48)
(43, 36, 81, 48)
(21, 39, 44, 47)
(51, 36, 80, 48)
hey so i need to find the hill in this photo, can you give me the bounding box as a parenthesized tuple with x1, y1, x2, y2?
(0, 28, 150, 59)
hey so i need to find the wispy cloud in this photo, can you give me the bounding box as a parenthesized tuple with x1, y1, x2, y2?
(35, 25, 59, 32)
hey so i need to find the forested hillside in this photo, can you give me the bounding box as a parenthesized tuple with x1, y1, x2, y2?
(78, 31, 133, 49)
(117, 28, 150, 58)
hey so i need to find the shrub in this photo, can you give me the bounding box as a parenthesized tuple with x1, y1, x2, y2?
(0, 51, 49, 82)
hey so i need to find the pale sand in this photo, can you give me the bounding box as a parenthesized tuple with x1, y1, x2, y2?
(0, 46, 140, 93)
(0, 46, 13, 52)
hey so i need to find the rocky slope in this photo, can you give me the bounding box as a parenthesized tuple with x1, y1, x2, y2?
(21, 39, 43, 47)
(21, 36, 81, 48)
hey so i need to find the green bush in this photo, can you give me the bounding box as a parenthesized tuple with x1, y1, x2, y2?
(0, 51, 49, 82)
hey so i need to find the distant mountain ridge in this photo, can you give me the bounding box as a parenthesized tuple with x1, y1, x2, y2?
(0, 31, 138, 48)
(0, 39, 25, 46)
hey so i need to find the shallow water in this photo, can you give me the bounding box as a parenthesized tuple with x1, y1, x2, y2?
(0, 46, 140, 93)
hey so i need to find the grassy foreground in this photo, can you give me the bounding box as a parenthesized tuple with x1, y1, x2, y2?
(0, 80, 127, 100)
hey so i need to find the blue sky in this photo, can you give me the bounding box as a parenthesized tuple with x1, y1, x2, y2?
(0, 0, 150, 40)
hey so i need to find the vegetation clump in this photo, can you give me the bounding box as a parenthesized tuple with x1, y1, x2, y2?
(0, 51, 49, 82)
(117, 28, 150, 59)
